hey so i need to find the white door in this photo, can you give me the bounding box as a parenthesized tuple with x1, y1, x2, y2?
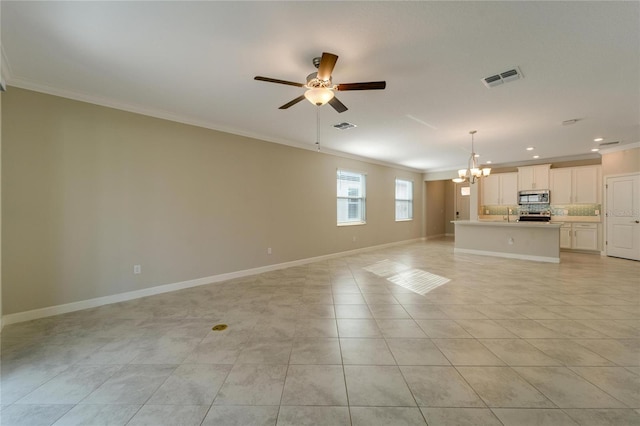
(606, 174, 640, 261)
(455, 183, 470, 221)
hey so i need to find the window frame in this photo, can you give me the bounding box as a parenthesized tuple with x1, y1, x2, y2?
(337, 169, 367, 226)
(395, 178, 414, 222)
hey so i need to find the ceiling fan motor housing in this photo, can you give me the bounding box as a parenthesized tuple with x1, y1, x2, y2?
(306, 72, 333, 88)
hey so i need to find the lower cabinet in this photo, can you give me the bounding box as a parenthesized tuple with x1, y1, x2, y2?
(560, 224, 572, 249)
(560, 223, 599, 251)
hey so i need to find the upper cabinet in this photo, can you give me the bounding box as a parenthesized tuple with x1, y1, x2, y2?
(482, 172, 518, 205)
(518, 164, 550, 190)
(550, 165, 601, 204)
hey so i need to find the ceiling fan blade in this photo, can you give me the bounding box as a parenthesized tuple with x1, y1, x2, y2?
(317, 52, 338, 81)
(278, 95, 306, 110)
(255, 76, 305, 88)
(329, 96, 348, 113)
(336, 81, 386, 91)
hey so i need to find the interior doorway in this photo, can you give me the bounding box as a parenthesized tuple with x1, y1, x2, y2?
(455, 182, 470, 221)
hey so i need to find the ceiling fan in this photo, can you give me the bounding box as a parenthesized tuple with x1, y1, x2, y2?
(254, 52, 386, 113)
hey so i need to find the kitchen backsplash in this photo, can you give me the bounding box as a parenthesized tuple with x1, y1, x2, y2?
(482, 204, 602, 217)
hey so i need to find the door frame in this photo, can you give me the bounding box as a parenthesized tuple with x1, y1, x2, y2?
(603, 171, 640, 259)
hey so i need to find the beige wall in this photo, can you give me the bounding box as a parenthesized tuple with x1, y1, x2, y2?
(601, 147, 640, 176)
(1, 7, 3, 326)
(0, 88, 3, 325)
(2, 88, 423, 315)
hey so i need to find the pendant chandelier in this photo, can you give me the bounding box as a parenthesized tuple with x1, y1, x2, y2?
(452, 130, 491, 184)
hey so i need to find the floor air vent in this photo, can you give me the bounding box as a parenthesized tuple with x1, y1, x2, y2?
(482, 67, 523, 88)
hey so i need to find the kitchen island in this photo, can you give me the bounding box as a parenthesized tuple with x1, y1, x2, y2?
(452, 220, 562, 263)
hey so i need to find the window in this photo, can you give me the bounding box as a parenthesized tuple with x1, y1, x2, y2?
(395, 178, 413, 221)
(337, 170, 366, 225)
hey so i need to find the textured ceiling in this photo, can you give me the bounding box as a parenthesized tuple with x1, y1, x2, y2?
(2, 1, 639, 173)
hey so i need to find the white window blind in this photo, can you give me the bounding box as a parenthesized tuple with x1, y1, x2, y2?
(337, 170, 366, 224)
(395, 179, 413, 221)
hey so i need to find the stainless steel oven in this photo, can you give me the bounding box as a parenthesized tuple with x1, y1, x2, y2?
(518, 211, 551, 222)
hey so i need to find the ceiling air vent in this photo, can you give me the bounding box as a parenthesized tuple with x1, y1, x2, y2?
(599, 141, 619, 147)
(482, 67, 524, 88)
(333, 122, 357, 130)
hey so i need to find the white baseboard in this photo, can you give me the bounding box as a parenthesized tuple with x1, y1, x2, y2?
(454, 248, 560, 264)
(1, 238, 423, 327)
(425, 234, 446, 240)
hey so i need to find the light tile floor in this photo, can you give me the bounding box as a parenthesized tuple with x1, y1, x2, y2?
(1, 238, 639, 425)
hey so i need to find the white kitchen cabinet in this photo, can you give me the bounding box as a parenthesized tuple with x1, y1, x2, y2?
(550, 168, 573, 204)
(518, 164, 550, 190)
(560, 224, 572, 249)
(501, 173, 518, 205)
(574, 166, 600, 203)
(550, 165, 600, 204)
(482, 172, 518, 205)
(560, 222, 600, 251)
(573, 223, 598, 250)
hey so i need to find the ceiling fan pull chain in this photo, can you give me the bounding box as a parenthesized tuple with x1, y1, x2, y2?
(316, 107, 321, 152)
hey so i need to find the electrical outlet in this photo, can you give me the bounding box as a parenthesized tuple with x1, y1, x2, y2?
(133, 264, 141, 274)
(352, 236, 357, 242)
(267, 247, 272, 255)
(595, 209, 600, 215)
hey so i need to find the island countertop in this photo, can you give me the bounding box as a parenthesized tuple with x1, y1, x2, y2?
(454, 220, 562, 228)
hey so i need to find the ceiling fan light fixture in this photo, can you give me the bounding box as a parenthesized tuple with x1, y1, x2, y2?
(304, 88, 334, 106)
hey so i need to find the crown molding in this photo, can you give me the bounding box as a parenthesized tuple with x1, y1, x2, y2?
(598, 142, 640, 155)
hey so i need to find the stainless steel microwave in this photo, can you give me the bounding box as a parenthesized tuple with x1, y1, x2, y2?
(518, 189, 550, 205)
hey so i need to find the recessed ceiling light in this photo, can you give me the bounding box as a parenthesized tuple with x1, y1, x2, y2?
(486, 160, 492, 164)
(591, 148, 600, 152)
(533, 155, 540, 159)
(474, 154, 480, 158)
(594, 138, 603, 142)
(526, 147, 535, 151)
